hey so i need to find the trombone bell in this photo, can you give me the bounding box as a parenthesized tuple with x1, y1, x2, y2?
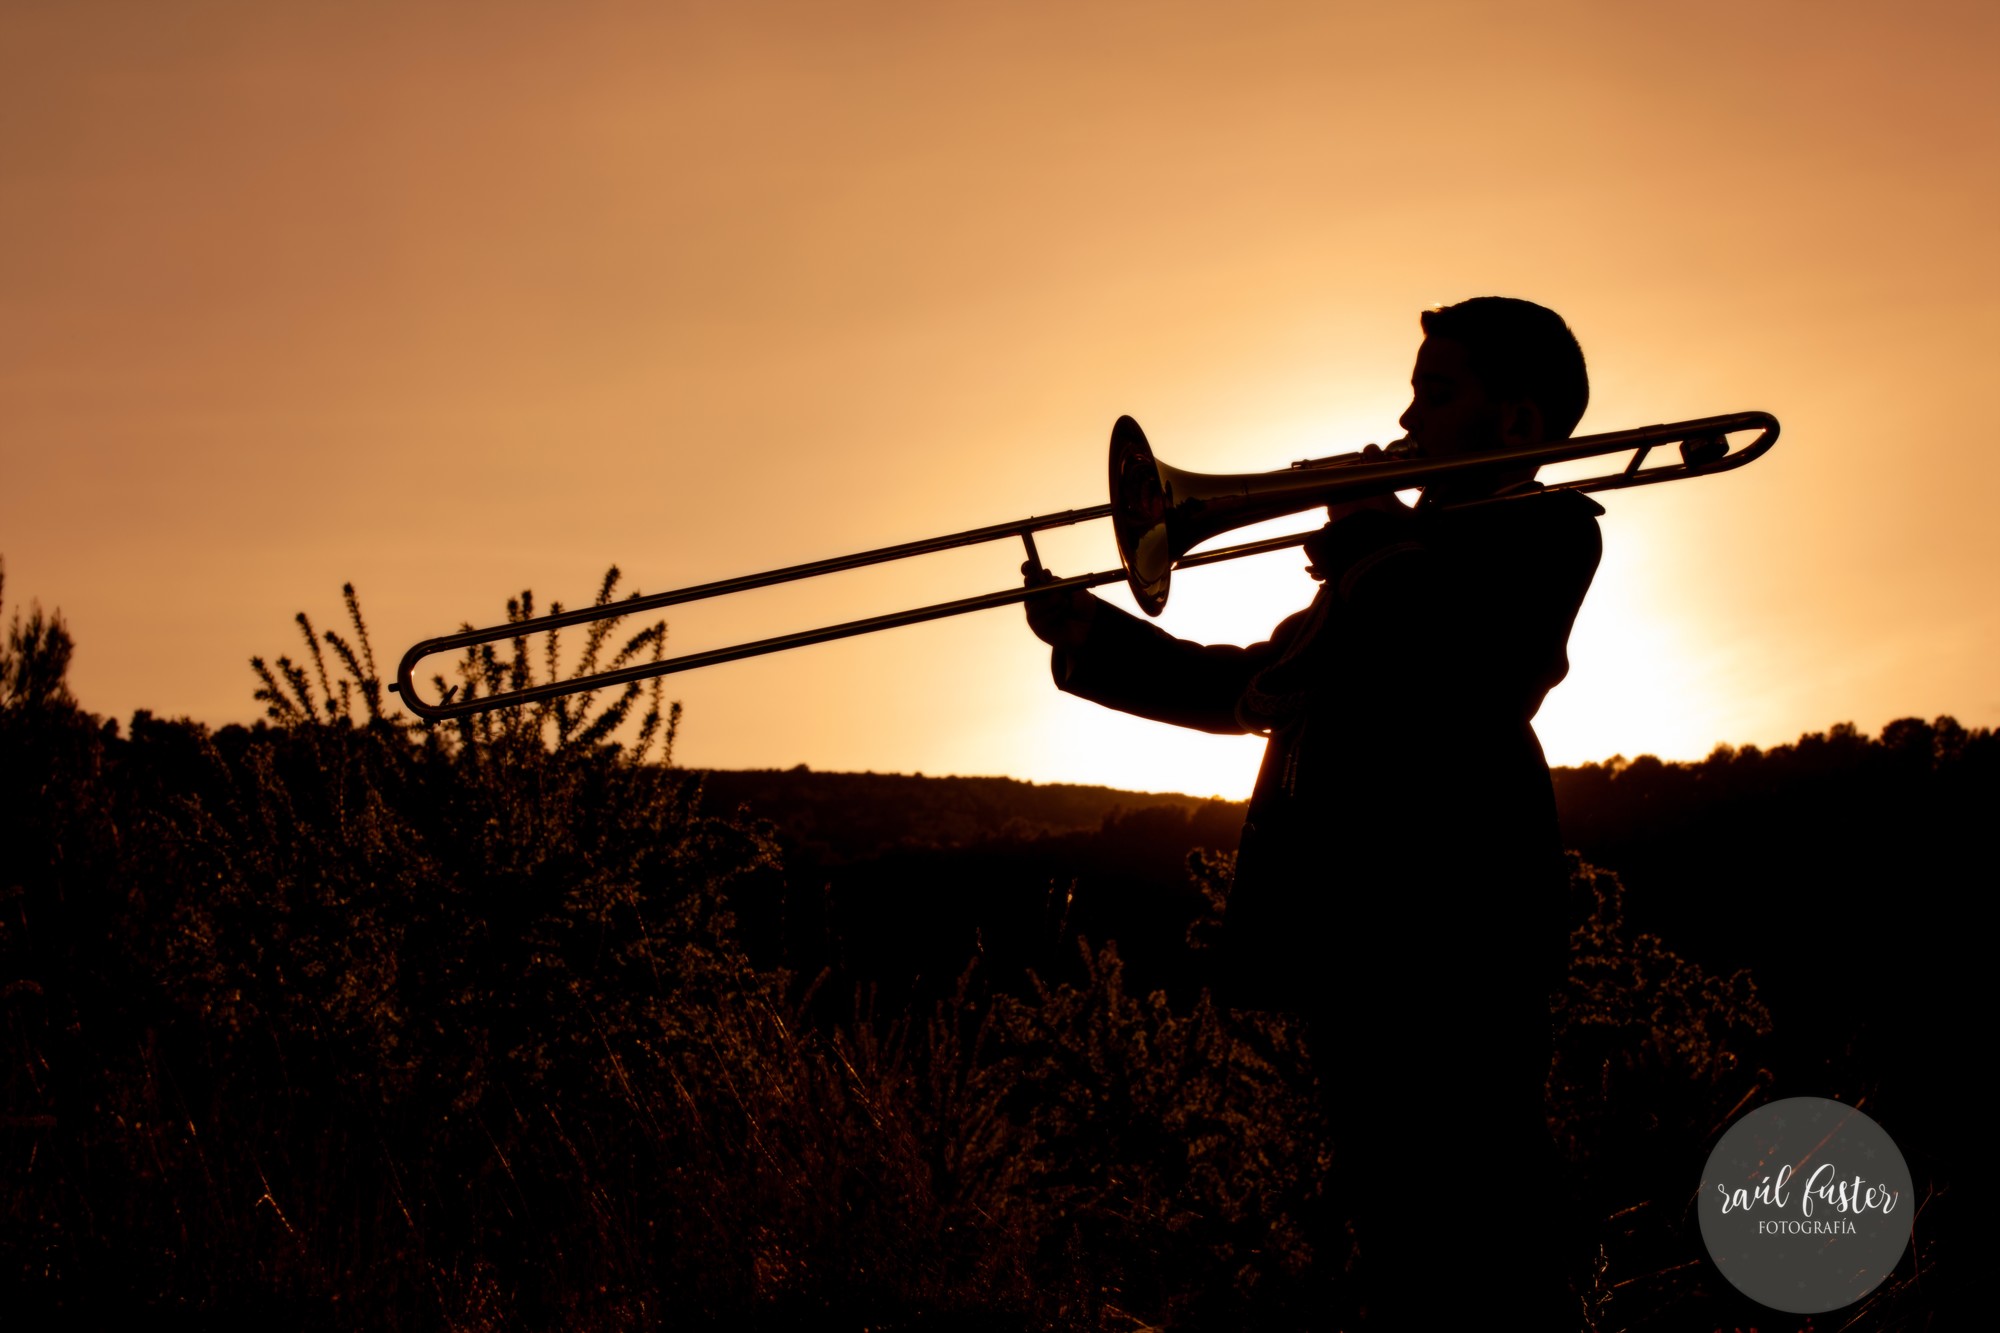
(1109, 416, 1175, 616)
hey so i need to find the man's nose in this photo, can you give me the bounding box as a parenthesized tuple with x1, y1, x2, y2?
(1398, 401, 1418, 433)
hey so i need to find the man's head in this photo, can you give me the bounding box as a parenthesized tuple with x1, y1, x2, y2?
(1398, 298, 1588, 481)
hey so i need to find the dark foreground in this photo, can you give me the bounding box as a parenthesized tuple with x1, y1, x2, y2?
(0, 589, 1980, 1329)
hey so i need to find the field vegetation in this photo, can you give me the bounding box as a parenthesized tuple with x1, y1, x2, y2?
(1, 568, 1978, 1328)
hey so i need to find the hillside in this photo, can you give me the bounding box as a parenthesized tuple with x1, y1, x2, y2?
(695, 766, 1237, 863)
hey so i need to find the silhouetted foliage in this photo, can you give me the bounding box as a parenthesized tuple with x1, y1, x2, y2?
(1551, 719, 1984, 1317)
(0, 578, 1334, 1330)
(0, 559, 76, 713)
(1, 567, 1972, 1327)
(3, 578, 784, 1324)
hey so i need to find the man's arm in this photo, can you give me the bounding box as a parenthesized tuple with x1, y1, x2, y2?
(1024, 573, 1300, 735)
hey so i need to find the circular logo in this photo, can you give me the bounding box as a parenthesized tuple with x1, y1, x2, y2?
(1698, 1096, 1913, 1313)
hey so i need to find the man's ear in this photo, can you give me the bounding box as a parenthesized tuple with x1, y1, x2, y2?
(1497, 400, 1544, 449)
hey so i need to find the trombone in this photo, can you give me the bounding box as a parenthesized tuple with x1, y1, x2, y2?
(389, 411, 1778, 721)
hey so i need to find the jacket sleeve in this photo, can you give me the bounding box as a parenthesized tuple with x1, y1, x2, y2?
(1050, 596, 1310, 735)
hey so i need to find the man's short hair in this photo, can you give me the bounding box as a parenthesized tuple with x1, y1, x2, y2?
(1420, 297, 1589, 440)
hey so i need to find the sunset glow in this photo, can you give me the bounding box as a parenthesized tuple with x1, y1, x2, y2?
(5, 1, 1995, 799)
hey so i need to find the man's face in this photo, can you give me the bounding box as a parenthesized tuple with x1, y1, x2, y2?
(1397, 336, 1503, 460)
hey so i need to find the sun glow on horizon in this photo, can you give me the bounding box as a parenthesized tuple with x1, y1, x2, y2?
(5, 2, 1995, 797)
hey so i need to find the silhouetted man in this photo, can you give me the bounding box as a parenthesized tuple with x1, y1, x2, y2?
(1026, 297, 1600, 1325)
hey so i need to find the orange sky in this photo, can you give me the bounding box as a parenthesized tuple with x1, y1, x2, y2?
(4, 1, 1996, 798)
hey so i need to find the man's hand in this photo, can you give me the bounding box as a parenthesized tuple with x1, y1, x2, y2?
(1306, 482, 1415, 583)
(1022, 562, 1100, 651)
(1317, 444, 1413, 526)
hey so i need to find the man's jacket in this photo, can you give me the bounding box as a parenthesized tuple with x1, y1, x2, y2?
(1049, 485, 1603, 1008)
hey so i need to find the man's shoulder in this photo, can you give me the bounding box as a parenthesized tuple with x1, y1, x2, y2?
(1423, 485, 1602, 542)
(1411, 487, 1602, 592)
